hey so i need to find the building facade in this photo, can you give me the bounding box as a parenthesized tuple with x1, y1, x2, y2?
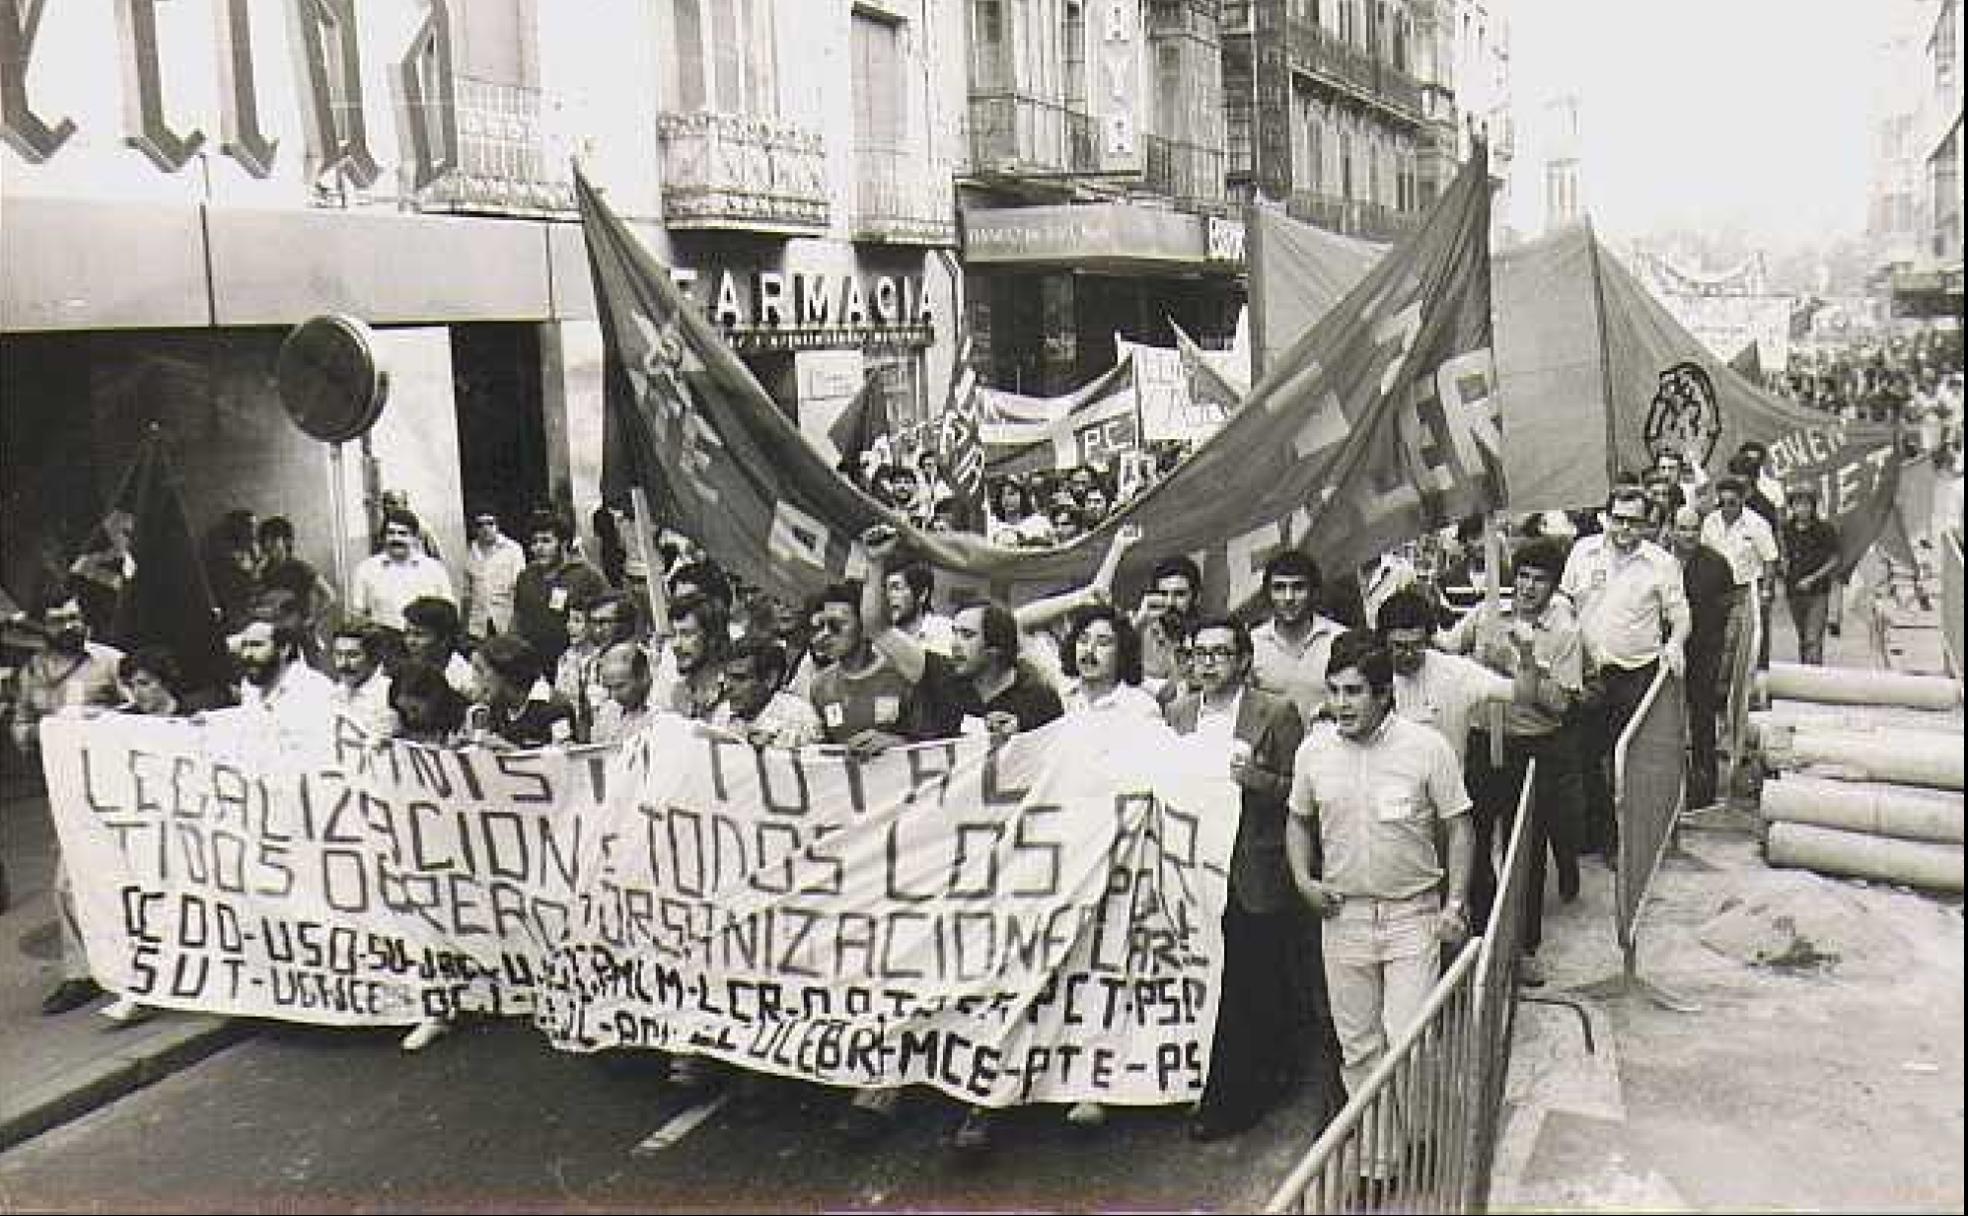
(1902, 0, 1963, 319)
(1, 0, 966, 610)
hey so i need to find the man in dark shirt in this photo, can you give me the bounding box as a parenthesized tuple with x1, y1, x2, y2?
(1779, 484, 1841, 666)
(1669, 505, 1739, 809)
(467, 632, 579, 749)
(510, 509, 609, 669)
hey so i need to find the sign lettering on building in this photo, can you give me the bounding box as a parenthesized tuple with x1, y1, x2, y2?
(670, 267, 936, 354)
(1090, 0, 1143, 175)
(0, 0, 456, 189)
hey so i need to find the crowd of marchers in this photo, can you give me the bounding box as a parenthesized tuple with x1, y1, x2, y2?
(9, 423, 1948, 1185)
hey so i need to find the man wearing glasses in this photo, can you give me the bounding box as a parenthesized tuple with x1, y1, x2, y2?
(1162, 616, 1307, 1141)
(1560, 485, 1690, 860)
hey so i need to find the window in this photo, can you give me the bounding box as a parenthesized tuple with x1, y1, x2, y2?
(853, 11, 904, 150)
(668, 0, 778, 116)
(972, 0, 1009, 89)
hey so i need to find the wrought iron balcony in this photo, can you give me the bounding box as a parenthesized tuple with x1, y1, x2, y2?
(408, 75, 574, 217)
(656, 109, 830, 234)
(1143, 133, 1228, 208)
(853, 144, 957, 245)
(966, 91, 1100, 176)
(1283, 16, 1423, 124)
(1286, 190, 1417, 241)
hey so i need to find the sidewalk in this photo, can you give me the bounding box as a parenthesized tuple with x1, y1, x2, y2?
(0, 768, 245, 1152)
(1487, 568, 1966, 1210)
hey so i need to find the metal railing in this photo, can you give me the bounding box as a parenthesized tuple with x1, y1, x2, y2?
(1265, 765, 1541, 1213)
(1143, 133, 1228, 206)
(655, 109, 830, 232)
(966, 91, 1100, 175)
(1944, 527, 1964, 680)
(1285, 191, 1417, 241)
(1280, 16, 1423, 122)
(1722, 577, 1764, 803)
(851, 144, 957, 245)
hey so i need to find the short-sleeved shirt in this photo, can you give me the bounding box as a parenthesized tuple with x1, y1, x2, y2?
(809, 652, 935, 745)
(1560, 535, 1689, 672)
(351, 552, 455, 633)
(1700, 509, 1780, 587)
(1288, 713, 1474, 901)
(1453, 598, 1585, 739)
(1780, 517, 1841, 593)
(1391, 650, 1514, 763)
(1250, 614, 1348, 725)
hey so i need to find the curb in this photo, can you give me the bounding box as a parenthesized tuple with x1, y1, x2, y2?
(0, 1017, 252, 1152)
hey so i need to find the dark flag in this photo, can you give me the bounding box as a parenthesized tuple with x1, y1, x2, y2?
(935, 331, 987, 532)
(825, 370, 889, 470)
(106, 432, 229, 694)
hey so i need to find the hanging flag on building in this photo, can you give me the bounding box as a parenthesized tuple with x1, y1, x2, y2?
(1171, 319, 1247, 417)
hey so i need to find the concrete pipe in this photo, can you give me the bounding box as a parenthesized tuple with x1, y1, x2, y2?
(1767, 821, 1964, 893)
(1759, 663, 1962, 711)
(1758, 726, 1965, 791)
(1754, 702, 1965, 737)
(1760, 776, 1964, 844)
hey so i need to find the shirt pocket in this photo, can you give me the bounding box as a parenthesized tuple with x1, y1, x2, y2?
(1373, 781, 1421, 823)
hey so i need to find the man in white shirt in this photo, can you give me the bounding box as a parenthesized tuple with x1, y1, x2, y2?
(1374, 589, 1517, 767)
(883, 559, 954, 656)
(462, 508, 525, 640)
(350, 508, 455, 634)
(1286, 631, 1473, 1192)
(1561, 485, 1691, 859)
(231, 618, 336, 748)
(1700, 476, 1780, 673)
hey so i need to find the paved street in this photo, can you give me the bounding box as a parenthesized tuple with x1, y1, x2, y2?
(0, 1013, 1337, 1212)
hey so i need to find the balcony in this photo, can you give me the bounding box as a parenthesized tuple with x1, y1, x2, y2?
(853, 145, 957, 245)
(656, 110, 829, 234)
(1144, 134, 1228, 209)
(408, 75, 575, 217)
(966, 91, 1100, 177)
(1283, 16, 1423, 124)
(1286, 190, 1417, 241)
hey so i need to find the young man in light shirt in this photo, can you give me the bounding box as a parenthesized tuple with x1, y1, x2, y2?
(1286, 631, 1473, 1194)
(1700, 475, 1780, 674)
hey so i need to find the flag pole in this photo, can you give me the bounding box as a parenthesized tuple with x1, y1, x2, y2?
(1485, 513, 1506, 769)
(628, 486, 667, 636)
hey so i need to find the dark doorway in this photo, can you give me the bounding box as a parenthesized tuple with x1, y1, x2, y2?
(450, 324, 550, 531)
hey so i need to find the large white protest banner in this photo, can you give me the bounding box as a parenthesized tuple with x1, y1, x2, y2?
(42, 710, 1234, 1108)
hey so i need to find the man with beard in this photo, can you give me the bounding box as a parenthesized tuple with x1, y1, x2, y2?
(511, 509, 609, 669)
(1133, 554, 1205, 697)
(11, 586, 124, 1015)
(1561, 485, 1690, 858)
(231, 616, 336, 741)
(883, 558, 953, 656)
(349, 508, 455, 634)
(1286, 631, 1473, 1197)
(327, 623, 399, 738)
(1251, 550, 1350, 726)
(1668, 505, 1737, 810)
(652, 593, 728, 720)
(1163, 616, 1306, 1142)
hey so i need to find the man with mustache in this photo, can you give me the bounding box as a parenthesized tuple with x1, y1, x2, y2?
(12, 586, 126, 1015)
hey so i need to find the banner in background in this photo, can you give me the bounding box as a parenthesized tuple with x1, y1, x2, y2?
(1761, 421, 1904, 578)
(42, 711, 1234, 1107)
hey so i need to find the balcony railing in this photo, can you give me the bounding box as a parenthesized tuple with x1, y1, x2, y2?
(656, 109, 829, 233)
(1283, 15, 1423, 123)
(966, 91, 1100, 176)
(1286, 189, 1417, 241)
(408, 75, 574, 217)
(1144, 133, 1228, 207)
(853, 144, 957, 245)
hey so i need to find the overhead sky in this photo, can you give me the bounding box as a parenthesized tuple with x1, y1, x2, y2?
(1504, 0, 1912, 244)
